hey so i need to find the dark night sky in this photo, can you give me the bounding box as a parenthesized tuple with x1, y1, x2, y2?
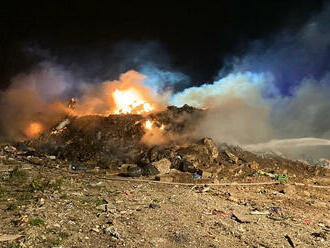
(0, 0, 326, 89)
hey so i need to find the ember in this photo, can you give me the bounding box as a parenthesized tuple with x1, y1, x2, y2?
(25, 122, 43, 138)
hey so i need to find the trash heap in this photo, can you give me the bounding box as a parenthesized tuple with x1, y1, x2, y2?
(1, 105, 327, 182)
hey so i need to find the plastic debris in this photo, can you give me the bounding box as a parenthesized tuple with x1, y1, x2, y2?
(193, 173, 201, 179)
(257, 170, 288, 181)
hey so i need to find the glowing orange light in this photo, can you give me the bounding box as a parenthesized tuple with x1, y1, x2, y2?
(25, 122, 43, 138)
(113, 88, 153, 114)
(145, 120, 153, 130)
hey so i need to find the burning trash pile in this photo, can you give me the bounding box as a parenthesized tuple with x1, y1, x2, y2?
(1, 70, 328, 183)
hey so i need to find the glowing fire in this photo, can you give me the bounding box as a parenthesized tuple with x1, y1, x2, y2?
(25, 122, 43, 138)
(113, 89, 153, 114)
(145, 120, 153, 130)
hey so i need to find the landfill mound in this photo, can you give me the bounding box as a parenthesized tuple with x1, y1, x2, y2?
(0, 105, 322, 184)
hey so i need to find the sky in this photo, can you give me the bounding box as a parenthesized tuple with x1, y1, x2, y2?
(0, 0, 326, 90)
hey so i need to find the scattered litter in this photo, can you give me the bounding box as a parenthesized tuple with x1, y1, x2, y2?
(193, 173, 201, 179)
(257, 170, 288, 181)
(231, 213, 250, 223)
(212, 209, 228, 216)
(285, 234, 295, 248)
(250, 210, 270, 215)
(149, 203, 161, 209)
(104, 226, 120, 239)
(305, 219, 311, 225)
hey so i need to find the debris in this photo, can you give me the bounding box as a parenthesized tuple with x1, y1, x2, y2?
(155, 175, 174, 182)
(247, 161, 259, 170)
(201, 171, 213, 178)
(0, 234, 23, 242)
(311, 232, 327, 240)
(257, 170, 288, 181)
(212, 209, 228, 216)
(104, 226, 120, 239)
(224, 150, 239, 163)
(149, 203, 161, 209)
(193, 173, 201, 179)
(151, 158, 171, 174)
(126, 166, 143, 177)
(231, 213, 250, 223)
(200, 137, 219, 160)
(55, 118, 70, 130)
(4, 146, 17, 153)
(250, 210, 270, 215)
(142, 164, 160, 176)
(91, 227, 100, 233)
(285, 234, 295, 248)
(305, 219, 311, 225)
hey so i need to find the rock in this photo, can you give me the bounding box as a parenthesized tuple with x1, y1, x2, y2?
(180, 160, 198, 173)
(202, 171, 213, 178)
(248, 161, 259, 170)
(200, 137, 219, 160)
(120, 164, 138, 173)
(149, 203, 161, 209)
(280, 185, 296, 195)
(96, 204, 108, 212)
(155, 175, 173, 182)
(303, 191, 311, 197)
(91, 228, 100, 233)
(127, 167, 143, 177)
(224, 150, 239, 164)
(4, 146, 17, 153)
(151, 158, 171, 174)
(142, 165, 160, 176)
(104, 226, 120, 239)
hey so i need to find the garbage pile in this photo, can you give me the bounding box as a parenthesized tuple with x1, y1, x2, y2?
(1, 104, 327, 182)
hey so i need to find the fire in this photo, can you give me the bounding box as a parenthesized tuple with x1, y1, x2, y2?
(145, 120, 153, 130)
(25, 122, 43, 138)
(113, 89, 153, 114)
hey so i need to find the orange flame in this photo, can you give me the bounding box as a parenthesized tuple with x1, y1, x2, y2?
(113, 88, 153, 114)
(25, 122, 43, 138)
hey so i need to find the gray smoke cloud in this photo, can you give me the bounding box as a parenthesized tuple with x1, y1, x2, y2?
(170, 4, 330, 160)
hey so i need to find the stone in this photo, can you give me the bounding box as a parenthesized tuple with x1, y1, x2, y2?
(200, 137, 219, 160)
(142, 165, 160, 176)
(149, 203, 161, 209)
(120, 164, 138, 173)
(151, 158, 171, 174)
(281, 185, 296, 195)
(202, 171, 213, 178)
(248, 161, 259, 170)
(127, 167, 143, 177)
(104, 226, 120, 239)
(155, 175, 173, 182)
(224, 150, 239, 164)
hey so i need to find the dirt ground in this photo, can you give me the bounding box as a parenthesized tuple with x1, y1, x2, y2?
(0, 161, 329, 248)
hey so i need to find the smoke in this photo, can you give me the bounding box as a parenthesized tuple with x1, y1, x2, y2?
(0, 62, 73, 141)
(170, 4, 330, 159)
